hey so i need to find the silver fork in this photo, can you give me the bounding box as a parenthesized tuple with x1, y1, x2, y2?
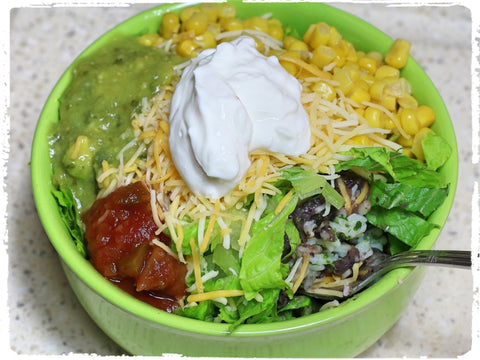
(304, 250, 472, 300)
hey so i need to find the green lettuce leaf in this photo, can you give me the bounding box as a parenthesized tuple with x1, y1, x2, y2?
(422, 130, 453, 171)
(366, 206, 438, 247)
(283, 218, 302, 260)
(281, 167, 344, 208)
(235, 288, 281, 327)
(335, 147, 448, 188)
(175, 299, 215, 321)
(239, 195, 298, 300)
(212, 244, 240, 276)
(52, 185, 86, 257)
(278, 295, 312, 313)
(335, 147, 394, 177)
(333, 147, 450, 248)
(369, 180, 449, 217)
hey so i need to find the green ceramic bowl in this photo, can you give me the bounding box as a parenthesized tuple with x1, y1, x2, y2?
(31, 2, 458, 357)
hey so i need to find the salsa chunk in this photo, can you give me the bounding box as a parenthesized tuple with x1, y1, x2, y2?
(82, 181, 187, 311)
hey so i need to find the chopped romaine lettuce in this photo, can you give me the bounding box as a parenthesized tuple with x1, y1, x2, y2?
(369, 180, 449, 217)
(335, 147, 449, 248)
(422, 130, 452, 171)
(239, 195, 298, 300)
(366, 207, 438, 248)
(281, 167, 344, 208)
(335, 147, 448, 188)
(52, 185, 86, 257)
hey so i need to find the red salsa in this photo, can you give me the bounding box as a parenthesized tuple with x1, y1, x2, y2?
(82, 181, 187, 312)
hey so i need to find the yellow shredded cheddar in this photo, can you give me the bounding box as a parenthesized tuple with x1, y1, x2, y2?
(187, 289, 245, 303)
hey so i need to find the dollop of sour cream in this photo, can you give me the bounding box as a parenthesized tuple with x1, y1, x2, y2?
(169, 36, 311, 199)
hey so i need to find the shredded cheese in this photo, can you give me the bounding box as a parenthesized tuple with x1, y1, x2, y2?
(277, 55, 330, 78)
(151, 238, 178, 260)
(292, 254, 310, 294)
(189, 237, 204, 294)
(337, 177, 352, 215)
(238, 201, 257, 251)
(199, 199, 220, 253)
(274, 188, 295, 215)
(352, 182, 369, 207)
(186, 289, 245, 303)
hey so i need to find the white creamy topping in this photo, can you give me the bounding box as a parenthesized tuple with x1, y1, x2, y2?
(169, 36, 311, 199)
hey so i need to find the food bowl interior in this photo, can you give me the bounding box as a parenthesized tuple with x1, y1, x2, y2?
(31, 0, 458, 350)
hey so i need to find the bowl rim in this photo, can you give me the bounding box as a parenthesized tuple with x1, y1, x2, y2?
(31, 1, 458, 337)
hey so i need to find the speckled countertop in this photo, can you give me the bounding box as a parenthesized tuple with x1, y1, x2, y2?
(6, 1, 477, 357)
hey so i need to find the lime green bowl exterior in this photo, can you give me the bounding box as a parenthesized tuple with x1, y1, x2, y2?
(31, 2, 458, 357)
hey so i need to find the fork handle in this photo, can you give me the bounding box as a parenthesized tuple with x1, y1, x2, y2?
(388, 250, 471, 269)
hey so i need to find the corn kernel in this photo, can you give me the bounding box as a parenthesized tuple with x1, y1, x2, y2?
(172, 30, 196, 44)
(412, 127, 432, 162)
(349, 86, 371, 105)
(138, 33, 161, 47)
(312, 81, 337, 102)
(196, 30, 216, 49)
(375, 65, 400, 80)
(353, 79, 369, 92)
(218, 3, 236, 19)
(243, 16, 269, 33)
(342, 62, 360, 82)
(304, 22, 331, 49)
(360, 72, 375, 86)
(366, 51, 383, 67)
(180, 5, 200, 22)
(161, 12, 180, 38)
(281, 61, 299, 76)
(268, 24, 284, 41)
(268, 18, 282, 28)
(253, 38, 265, 53)
(384, 116, 397, 130)
(208, 22, 222, 36)
(332, 45, 346, 68)
(345, 135, 373, 146)
(385, 39, 411, 69)
(343, 40, 358, 62)
(302, 24, 315, 46)
(311, 45, 336, 68)
(379, 95, 397, 112)
(416, 105, 436, 127)
(287, 39, 309, 52)
(369, 80, 387, 100)
(397, 93, 418, 109)
(402, 148, 415, 158)
(400, 108, 419, 135)
(397, 135, 414, 147)
(153, 36, 165, 47)
(280, 51, 300, 75)
(282, 50, 301, 60)
(358, 56, 377, 75)
(364, 107, 385, 128)
(328, 26, 342, 46)
(336, 39, 350, 55)
(283, 36, 297, 49)
(177, 38, 199, 57)
(355, 108, 365, 117)
(220, 17, 243, 31)
(333, 67, 355, 94)
(384, 77, 411, 97)
(184, 11, 209, 36)
(200, 3, 219, 23)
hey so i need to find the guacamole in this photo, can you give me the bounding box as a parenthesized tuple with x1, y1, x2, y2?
(49, 35, 184, 211)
